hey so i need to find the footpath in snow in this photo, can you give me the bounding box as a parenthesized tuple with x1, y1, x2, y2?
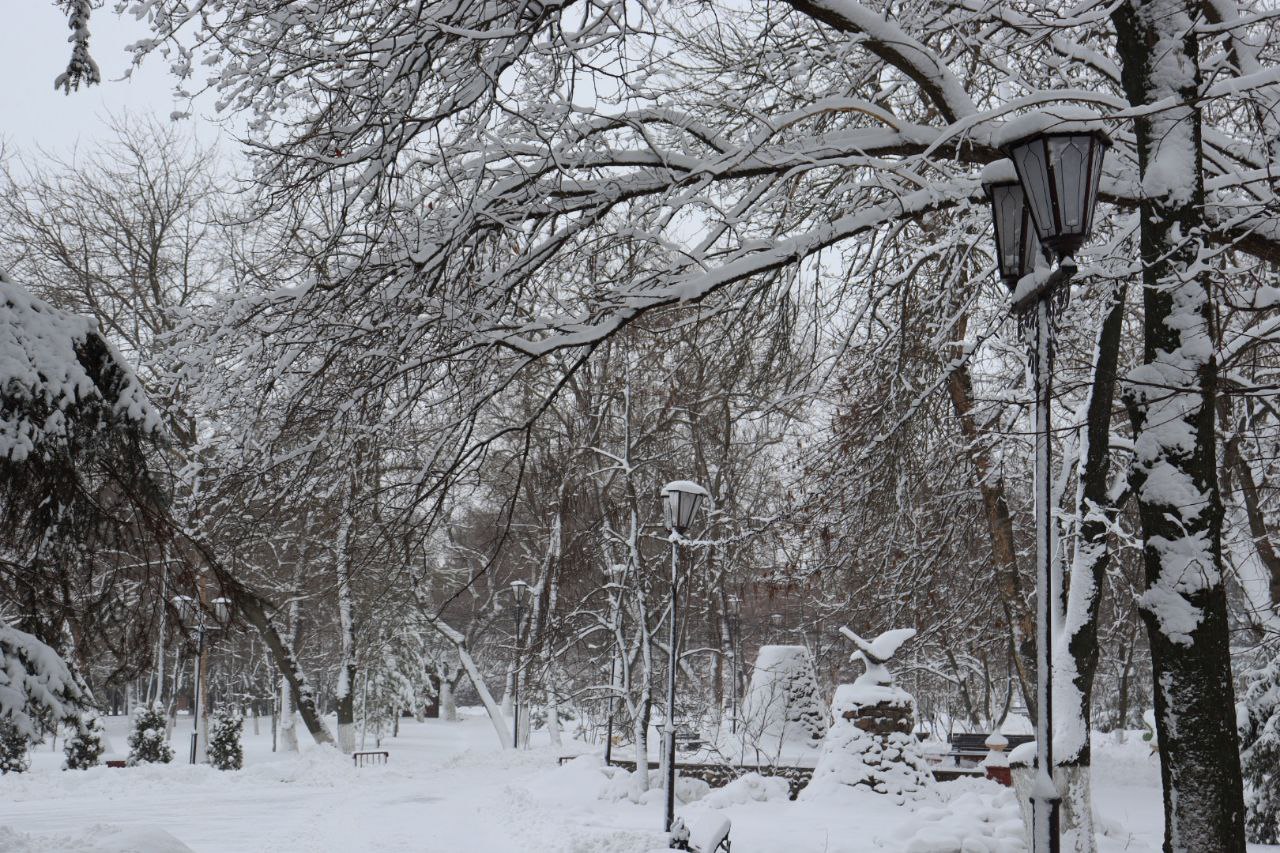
(1, 712, 1275, 853)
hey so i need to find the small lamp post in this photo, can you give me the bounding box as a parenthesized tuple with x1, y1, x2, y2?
(173, 593, 231, 764)
(769, 612, 785, 643)
(984, 111, 1109, 853)
(727, 593, 741, 736)
(660, 480, 707, 840)
(509, 579, 530, 749)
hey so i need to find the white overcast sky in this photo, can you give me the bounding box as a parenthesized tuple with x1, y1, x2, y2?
(1, 5, 221, 153)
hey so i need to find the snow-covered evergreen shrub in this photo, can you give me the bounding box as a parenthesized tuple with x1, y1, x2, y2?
(62, 711, 106, 770)
(1240, 651, 1280, 844)
(740, 645, 829, 753)
(799, 682, 932, 803)
(0, 719, 30, 773)
(208, 708, 243, 770)
(127, 702, 173, 765)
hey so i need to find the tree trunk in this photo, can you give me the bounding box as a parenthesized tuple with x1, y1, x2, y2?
(1055, 283, 1128, 853)
(334, 510, 357, 754)
(1114, 2, 1247, 847)
(947, 319, 1037, 714)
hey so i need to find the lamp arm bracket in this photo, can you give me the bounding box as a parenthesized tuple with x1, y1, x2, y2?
(1010, 257, 1077, 317)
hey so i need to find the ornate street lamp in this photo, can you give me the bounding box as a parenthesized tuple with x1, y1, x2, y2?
(984, 109, 1110, 853)
(509, 579, 530, 749)
(659, 480, 707, 841)
(172, 592, 228, 764)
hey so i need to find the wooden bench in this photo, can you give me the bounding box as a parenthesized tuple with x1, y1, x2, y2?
(671, 815, 731, 853)
(105, 759, 127, 769)
(674, 730, 704, 752)
(352, 750, 389, 767)
(947, 733, 1033, 766)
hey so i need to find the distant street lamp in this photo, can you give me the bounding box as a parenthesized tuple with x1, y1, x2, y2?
(983, 112, 1110, 853)
(173, 593, 230, 764)
(726, 593, 741, 736)
(769, 612, 785, 643)
(659, 480, 707, 840)
(509, 579, 530, 749)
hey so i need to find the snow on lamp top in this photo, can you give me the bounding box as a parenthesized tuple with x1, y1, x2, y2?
(661, 480, 707, 533)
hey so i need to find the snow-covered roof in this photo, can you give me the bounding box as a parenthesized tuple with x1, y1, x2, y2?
(0, 274, 158, 462)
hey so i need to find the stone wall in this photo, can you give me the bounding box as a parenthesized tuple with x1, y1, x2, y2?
(607, 760, 815, 800)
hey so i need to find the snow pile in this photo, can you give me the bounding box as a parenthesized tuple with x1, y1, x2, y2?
(0, 824, 194, 852)
(241, 744, 360, 786)
(701, 771, 791, 808)
(598, 767, 708, 805)
(900, 779, 1026, 853)
(739, 645, 828, 755)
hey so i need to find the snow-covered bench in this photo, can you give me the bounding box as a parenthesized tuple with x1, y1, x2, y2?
(670, 815, 731, 853)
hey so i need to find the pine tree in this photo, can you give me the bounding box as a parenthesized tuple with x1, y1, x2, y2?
(127, 701, 174, 765)
(208, 708, 244, 771)
(62, 711, 106, 770)
(0, 719, 31, 774)
(1241, 651, 1280, 844)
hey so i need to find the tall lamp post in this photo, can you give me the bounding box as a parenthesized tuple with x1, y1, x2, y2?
(726, 593, 741, 736)
(509, 579, 530, 750)
(660, 480, 707, 840)
(982, 112, 1109, 853)
(173, 593, 229, 764)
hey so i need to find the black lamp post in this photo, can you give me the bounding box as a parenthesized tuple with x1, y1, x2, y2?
(983, 112, 1110, 853)
(509, 579, 530, 750)
(660, 480, 707, 841)
(727, 593, 741, 736)
(174, 593, 229, 764)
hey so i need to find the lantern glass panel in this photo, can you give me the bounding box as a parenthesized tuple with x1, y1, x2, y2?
(1050, 136, 1089, 235)
(987, 181, 1025, 287)
(1010, 140, 1055, 245)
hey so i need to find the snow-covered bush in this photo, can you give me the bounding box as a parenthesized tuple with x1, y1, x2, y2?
(62, 711, 106, 770)
(127, 702, 174, 765)
(1240, 651, 1280, 844)
(208, 708, 244, 770)
(739, 645, 829, 754)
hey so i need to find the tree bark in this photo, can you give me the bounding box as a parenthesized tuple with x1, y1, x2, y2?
(334, 508, 357, 754)
(1114, 1, 1247, 847)
(1056, 283, 1128, 853)
(947, 318, 1037, 714)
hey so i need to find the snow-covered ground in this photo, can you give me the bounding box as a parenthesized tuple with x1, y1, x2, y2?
(1, 713, 1275, 853)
